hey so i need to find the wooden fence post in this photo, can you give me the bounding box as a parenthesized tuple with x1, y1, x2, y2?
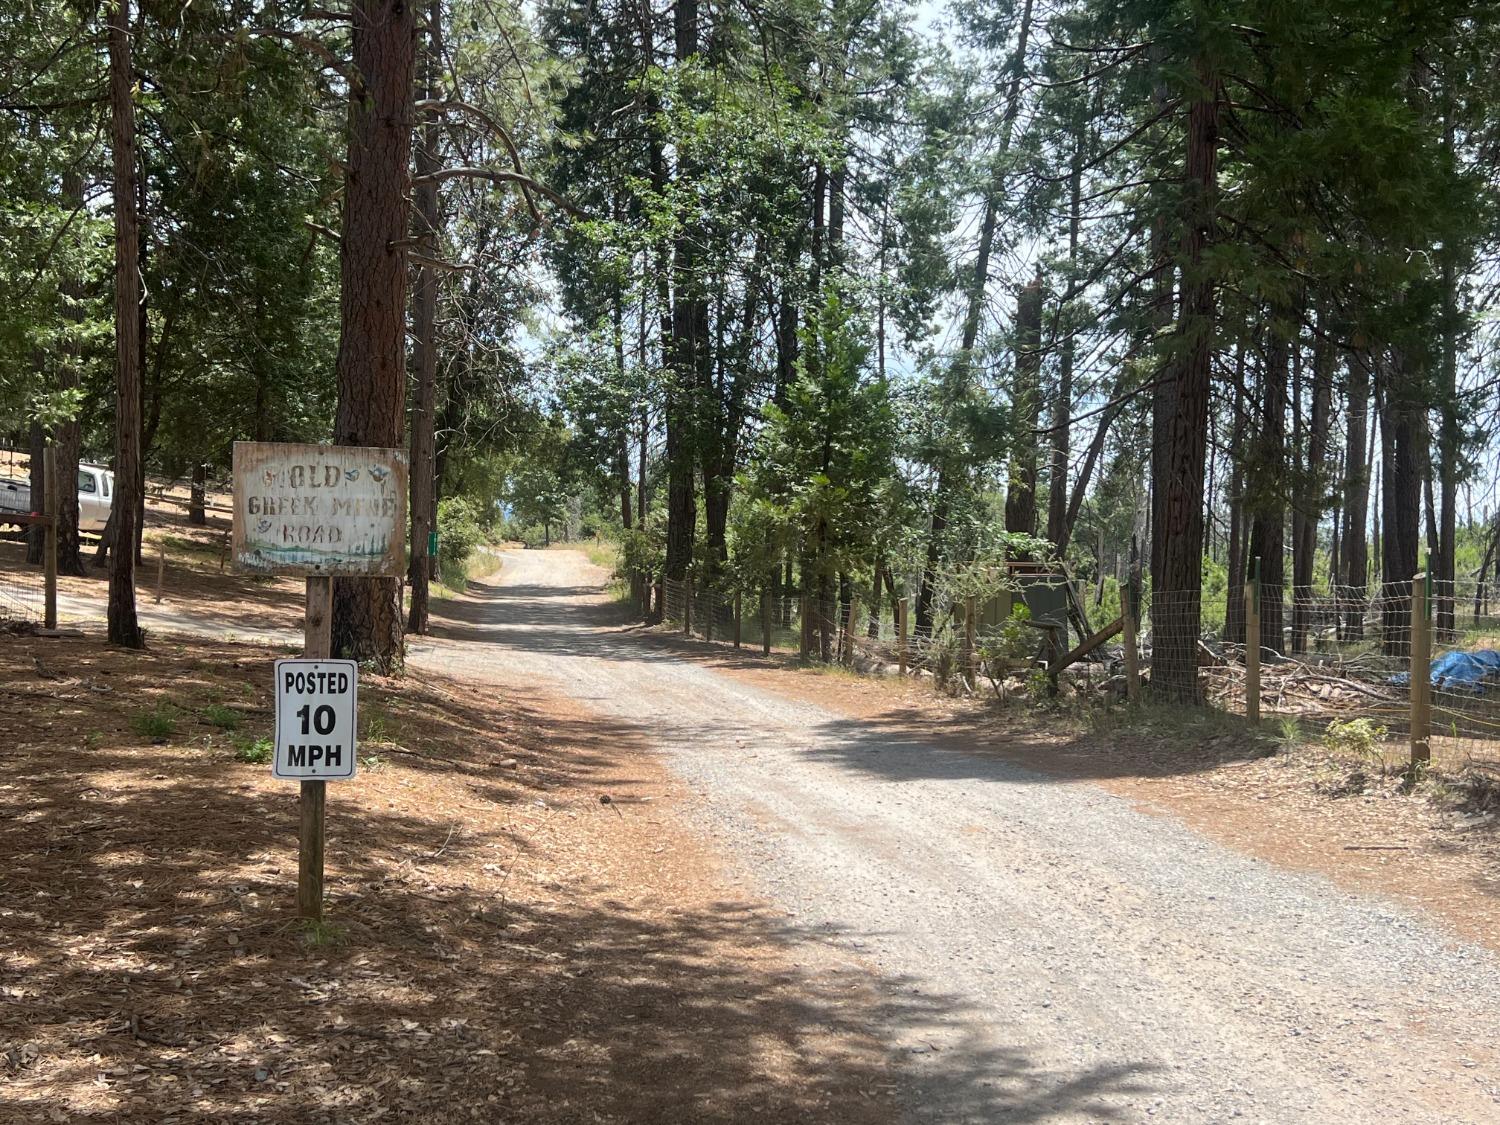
(1245, 560, 1261, 722)
(963, 595, 977, 688)
(761, 589, 771, 655)
(684, 577, 693, 636)
(1121, 575, 1140, 701)
(799, 593, 810, 659)
(733, 591, 742, 649)
(704, 586, 714, 642)
(898, 596, 909, 675)
(843, 595, 859, 666)
(1410, 570, 1432, 769)
(299, 575, 333, 922)
(155, 540, 166, 604)
(42, 448, 57, 630)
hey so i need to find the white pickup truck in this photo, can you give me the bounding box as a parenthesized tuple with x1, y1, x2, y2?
(0, 462, 114, 534)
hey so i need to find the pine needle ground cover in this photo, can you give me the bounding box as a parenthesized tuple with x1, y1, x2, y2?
(0, 636, 894, 1123)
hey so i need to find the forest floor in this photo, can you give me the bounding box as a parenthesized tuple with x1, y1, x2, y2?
(0, 626, 896, 1123)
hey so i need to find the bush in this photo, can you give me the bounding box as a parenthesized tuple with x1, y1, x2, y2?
(233, 736, 273, 764)
(130, 707, 177, 742)
(202, 704, 240, 731)
(1322, 718, 1388, 761)
(436, 495, 488, 589)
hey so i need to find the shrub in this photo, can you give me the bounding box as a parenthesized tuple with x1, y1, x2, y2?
(1322, 718, 1388, 762)
(233, 736, 273, 764)
(130, 707, 177, 742)
(202, 704, 240, 731)
(436, 495, 488, 589)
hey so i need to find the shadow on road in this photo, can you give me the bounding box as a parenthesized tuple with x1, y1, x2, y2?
(0, 721, 1162, 1123)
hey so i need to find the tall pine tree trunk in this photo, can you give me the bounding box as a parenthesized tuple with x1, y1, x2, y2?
(1376, 354, 1423, 656)
(1223, 339, 1246, 645)
(1151, 53, 1217, 701)
(406, 0, 442, 636)
(1341, 353, 1371, 639)
(1005, 273, 1043, 536)
(55, 169, 86, 576)
(1247, 319, 1288, 660)
(1291, 319, 1332, 653)
(331, 0, 414, 669)
(107, 0, 143, 648)
(1045, 123, 1082, 551)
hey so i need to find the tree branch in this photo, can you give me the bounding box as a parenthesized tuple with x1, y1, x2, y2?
(416, 98, 541, 222)
(412, 166, 585, 219)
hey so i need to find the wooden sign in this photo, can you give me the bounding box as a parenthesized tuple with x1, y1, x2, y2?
(231, 442, 407, 577)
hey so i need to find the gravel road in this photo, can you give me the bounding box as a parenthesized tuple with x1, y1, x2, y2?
(241, 548, 1500, 1121)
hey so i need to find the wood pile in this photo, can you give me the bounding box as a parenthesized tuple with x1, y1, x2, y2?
(1203, 659, 1404, 717)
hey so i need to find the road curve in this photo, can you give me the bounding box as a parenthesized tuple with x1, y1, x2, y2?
(412, 549, 1500, 1125)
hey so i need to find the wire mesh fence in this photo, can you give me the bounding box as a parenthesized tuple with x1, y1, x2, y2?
(637, 565, 1500, 775)
(0, 540, 45, 626)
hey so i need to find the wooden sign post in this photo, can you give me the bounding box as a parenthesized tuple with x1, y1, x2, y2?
(232, 442, 408, 924)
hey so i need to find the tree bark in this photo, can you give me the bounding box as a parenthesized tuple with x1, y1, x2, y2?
(1247, 318, 1288, 660)
(1045, 120, 1083, 551)
(107, 0, 143, 648)
(1290, 318, 1332, 653)
(1341, 353, 1371, 640)
(1376, 354, 1423, 655)
(1005, 273, 1044, 536)
(189, 462, 207, 525)
(55, 165, 87, 576)
(331, 0, 414, 669)
(1223, 339, 1246, 645)
(407, 0, 442, 637)
(1150, 53, 1217, 701)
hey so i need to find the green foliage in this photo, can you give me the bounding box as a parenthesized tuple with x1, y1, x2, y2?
(735, 296, 899, 587)
(1322, 718, 1389, 762)
(233, 737, 273, 765)
(437, 496, 490, 590)
(202, 705, 240, 732)
(130, 707, 178, 743)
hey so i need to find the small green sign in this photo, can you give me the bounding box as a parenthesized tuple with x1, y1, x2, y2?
(428, 530, 439, 555)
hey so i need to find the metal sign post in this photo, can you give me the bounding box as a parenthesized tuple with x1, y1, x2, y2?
(232, 441, 407, 923)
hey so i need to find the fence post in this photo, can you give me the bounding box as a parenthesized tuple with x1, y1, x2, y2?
(733, 591, 742, 648)
(843, 595, 859, 666)
(155, 540, 166, 604)
(963, 595, 977, 688)
(1121, 573, 1139, 701)
(898, 596, 909, 676)
(42, 447, 57, 630)
(704, 586, 714, 642)
(1410, 570, 1432, 769)
(799, 593, 810, 659)
(684, 576, 693, 636)
(1246, 557, 1261, 722)
(761, 588, 771, 655)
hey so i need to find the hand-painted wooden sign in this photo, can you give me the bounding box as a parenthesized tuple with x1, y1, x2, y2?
(231, 442, 407, 577)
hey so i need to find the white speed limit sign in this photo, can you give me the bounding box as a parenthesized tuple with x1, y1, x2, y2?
(273, 659, 358, 780)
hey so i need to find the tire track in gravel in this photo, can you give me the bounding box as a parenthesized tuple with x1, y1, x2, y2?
(417, 549, 1500, 1124)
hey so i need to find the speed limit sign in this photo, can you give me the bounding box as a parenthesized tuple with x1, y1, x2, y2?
(273, 659, 358, 780)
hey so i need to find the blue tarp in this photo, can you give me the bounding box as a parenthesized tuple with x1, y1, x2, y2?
(1389, 649, 1500, 693)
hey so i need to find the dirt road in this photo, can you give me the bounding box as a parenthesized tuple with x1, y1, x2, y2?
(411, 549, 1500, 1124)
